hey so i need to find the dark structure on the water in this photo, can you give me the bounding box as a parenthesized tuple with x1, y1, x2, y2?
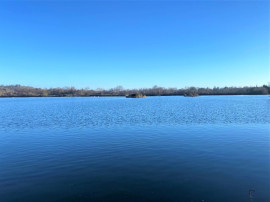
(126, 93, 146, 98)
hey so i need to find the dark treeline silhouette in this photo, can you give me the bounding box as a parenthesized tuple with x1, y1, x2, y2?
(0, 84, 269, 97)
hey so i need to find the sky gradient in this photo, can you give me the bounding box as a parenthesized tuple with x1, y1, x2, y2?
(0, 1, 269, 89)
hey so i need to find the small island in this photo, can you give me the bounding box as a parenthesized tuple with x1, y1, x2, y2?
(126, 93, 146, 98)
(184, 87, 199, 97)
(184, 92, 199, 97)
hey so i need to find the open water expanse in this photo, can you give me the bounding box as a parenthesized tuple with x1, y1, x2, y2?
(0, 95, 269, 201)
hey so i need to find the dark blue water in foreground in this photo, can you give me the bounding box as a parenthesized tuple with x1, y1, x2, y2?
(0, 96, 269, 201)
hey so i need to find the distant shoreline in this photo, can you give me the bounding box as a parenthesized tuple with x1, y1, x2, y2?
(0, 94, 269, 98)
(0, 84, 269, 97)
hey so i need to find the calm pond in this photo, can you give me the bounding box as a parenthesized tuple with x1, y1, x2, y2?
(0, 96, 269, 201)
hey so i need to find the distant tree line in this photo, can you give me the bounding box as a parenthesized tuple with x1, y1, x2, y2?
(0, 84, 269, 97)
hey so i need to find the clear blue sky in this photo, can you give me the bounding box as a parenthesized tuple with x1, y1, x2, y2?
(0, 1, 269, 89)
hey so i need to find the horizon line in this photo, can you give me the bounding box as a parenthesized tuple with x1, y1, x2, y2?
(1, 83, 269, 90)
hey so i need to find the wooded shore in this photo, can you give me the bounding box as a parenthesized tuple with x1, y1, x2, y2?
(0, 85, 269, 97)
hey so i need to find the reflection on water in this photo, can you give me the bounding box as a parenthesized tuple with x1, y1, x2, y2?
(0, 96, 269, 201)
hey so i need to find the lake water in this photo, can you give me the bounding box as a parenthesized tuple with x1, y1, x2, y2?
(0, 96, 269, 201)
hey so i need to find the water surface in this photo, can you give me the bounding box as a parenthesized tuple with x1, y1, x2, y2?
(0, 96, 269, 201)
